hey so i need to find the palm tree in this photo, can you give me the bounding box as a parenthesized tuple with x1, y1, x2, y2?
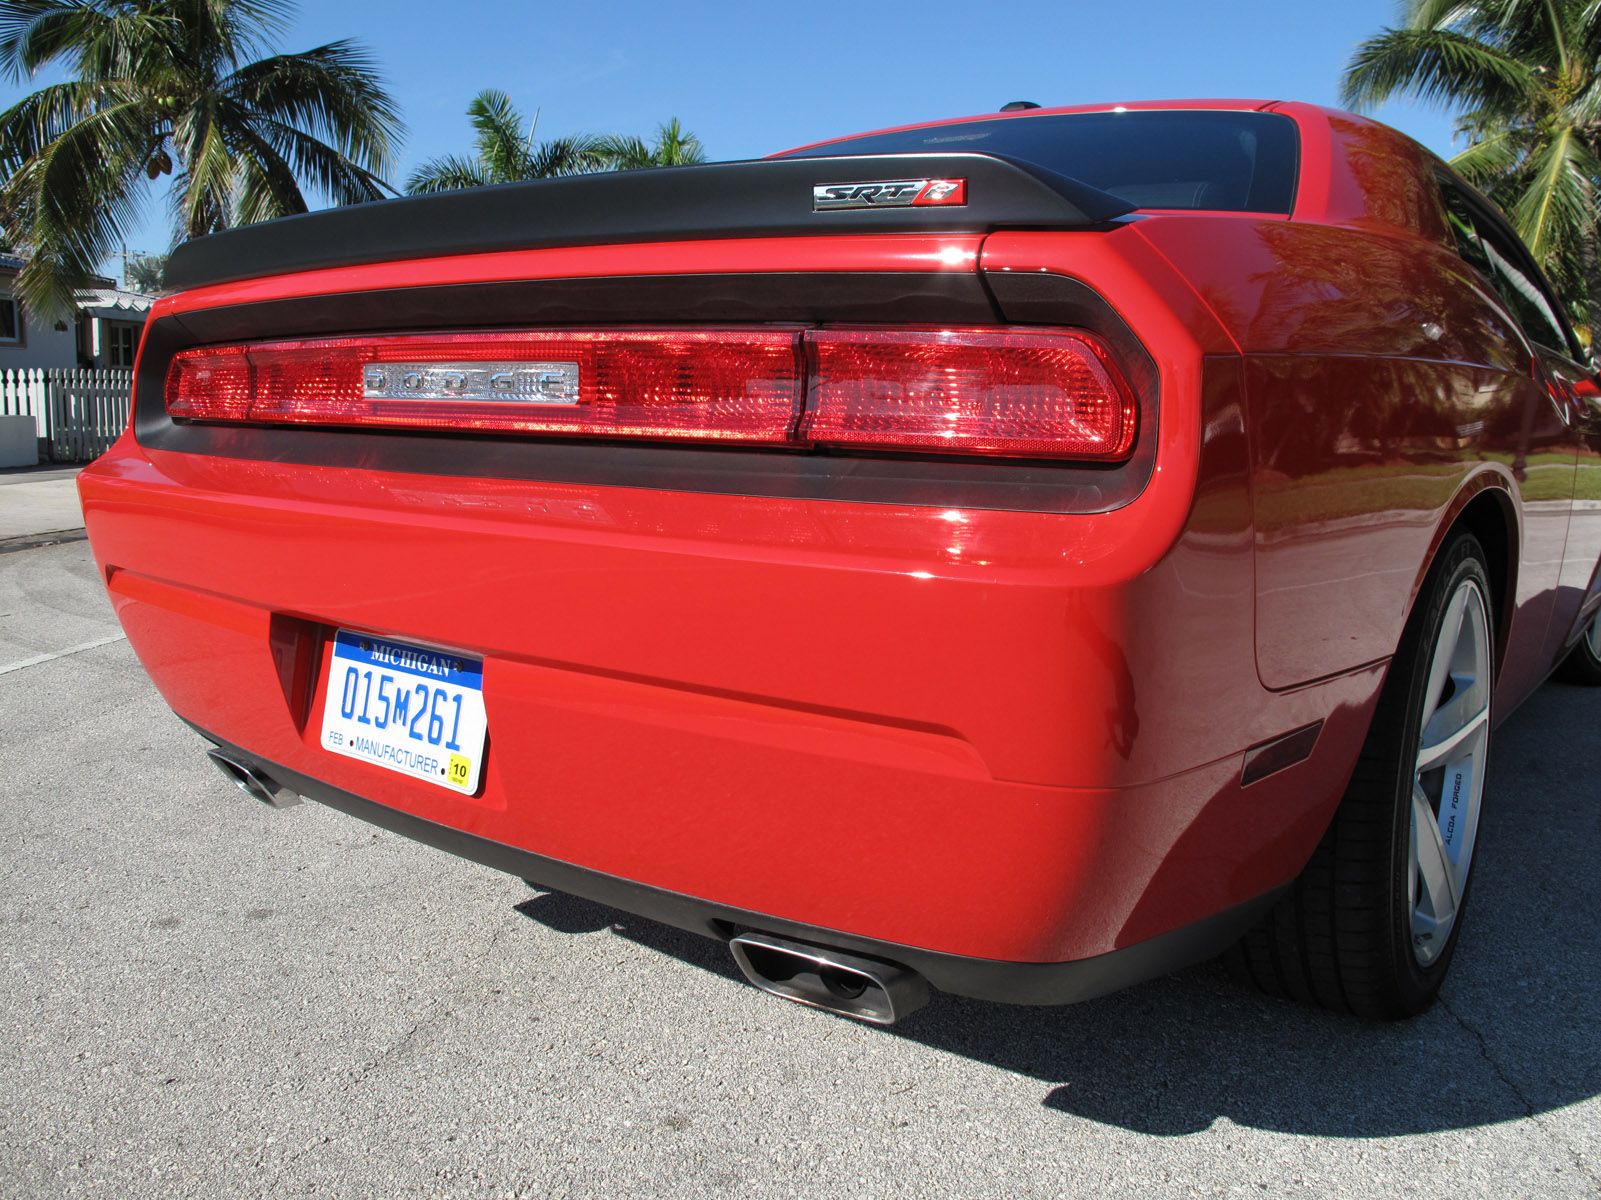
(594, 118, 706, 170)
(407, 92, 705, 194)
(407, 90, 609, 194)
(1343, 0, 1601, 328)
(124, 250, 164, 293)
(0, 0, 402, 314)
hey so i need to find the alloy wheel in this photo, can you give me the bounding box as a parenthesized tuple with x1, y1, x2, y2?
(1408, 576, 1491, 967)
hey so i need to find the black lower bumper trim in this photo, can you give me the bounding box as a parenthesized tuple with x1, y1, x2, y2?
(190, 721, 1279, 1006)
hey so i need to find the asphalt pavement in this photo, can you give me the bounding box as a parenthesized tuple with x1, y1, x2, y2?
(2, 539, 1598, 1198)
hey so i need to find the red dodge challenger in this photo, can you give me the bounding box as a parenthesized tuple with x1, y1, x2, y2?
(80, 99, 1601, 1024)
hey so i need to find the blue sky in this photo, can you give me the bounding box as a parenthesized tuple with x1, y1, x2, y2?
(1, 0, 1463, 276)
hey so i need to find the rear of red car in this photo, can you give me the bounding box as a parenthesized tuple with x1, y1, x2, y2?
(80, 103, 1373, 1020)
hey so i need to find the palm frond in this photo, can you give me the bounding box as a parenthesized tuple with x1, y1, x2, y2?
(1541, 0, 1574, 71)
(1341, 27, 1537, 115)
(170, 99, 237, 237)
(0, 77, 138, 173)
(1403, 1, 1482, 28)
(223, 39, 401, 180)
(0, 0, 175, 83)
(1510, 124, 1598, 263)
(651, 117, 705, 166)
(167, 0, 295, 80)
(1568, 69, 1601, 124)
(1448, 126, 1524, 184)
(526, 133, 607, 178)
(466, 89, 530, 182)
(594, 120, 706, 170)
(592, 132, 653, 170)
(1477, 0, 1583, 70)
(1452, 102, 1506, 140)
(218, 105, 305, 223)
(249, 113, 386, 206)
(198, 0, 294, 58)
(1584, 0, 1601, 58)
(405, 153, 488, 194)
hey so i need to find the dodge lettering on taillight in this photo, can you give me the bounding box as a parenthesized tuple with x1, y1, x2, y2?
(361, 362, 580, 404)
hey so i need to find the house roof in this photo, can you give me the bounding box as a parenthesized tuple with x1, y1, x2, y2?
(76, 286, 153, 321)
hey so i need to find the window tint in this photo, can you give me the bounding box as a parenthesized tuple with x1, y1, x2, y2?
(1478, 227, 1570, 353)
(783, 111, 1300, 214)
(1440, 183, 1573, 354)
(1442, 192, 1494, 281)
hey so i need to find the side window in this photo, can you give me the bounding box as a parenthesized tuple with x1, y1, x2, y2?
(0, 295, 21, 345)
(1441, 188, 1494, 281)
(1440, 181, 1573, 354)
(1477, 225, 1571, 354)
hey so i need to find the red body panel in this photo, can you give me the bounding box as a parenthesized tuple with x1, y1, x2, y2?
(1131, 107, 1601, 704)
(80, 101, 1601, 975)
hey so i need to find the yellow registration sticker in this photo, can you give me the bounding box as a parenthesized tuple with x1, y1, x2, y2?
(447, 754, 472, 788)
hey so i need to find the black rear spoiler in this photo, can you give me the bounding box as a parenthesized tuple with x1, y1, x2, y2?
(163, 153, 1134, 292)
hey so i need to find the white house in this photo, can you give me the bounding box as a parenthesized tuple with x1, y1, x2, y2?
(0, 254, 153, 371)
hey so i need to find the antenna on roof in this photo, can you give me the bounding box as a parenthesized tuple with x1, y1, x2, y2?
(999, 101, 1041, 112)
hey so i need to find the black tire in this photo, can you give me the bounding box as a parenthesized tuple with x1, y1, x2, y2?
(1226, 532, 1493, 1018)
(1555, 612, 1601, 686)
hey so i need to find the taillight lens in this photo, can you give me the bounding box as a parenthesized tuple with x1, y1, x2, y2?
(168, 330, 803, 444)
(166, 325, 1137, 460)
(167, 347, 252, 421)
(806, 327, 1136, 460)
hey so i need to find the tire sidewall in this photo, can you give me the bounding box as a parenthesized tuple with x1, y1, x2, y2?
(1560, 612, 1601, 683)
(1581, 633, 1601, 671)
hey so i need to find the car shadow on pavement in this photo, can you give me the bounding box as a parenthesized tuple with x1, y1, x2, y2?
(513, 680, 1601, 1138)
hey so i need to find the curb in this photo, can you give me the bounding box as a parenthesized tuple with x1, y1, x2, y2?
(0, 528, 88, 556)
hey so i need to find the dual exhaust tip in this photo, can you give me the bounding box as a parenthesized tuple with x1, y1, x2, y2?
(729, 932, 928, 1024)
(205, 748, 299, 808)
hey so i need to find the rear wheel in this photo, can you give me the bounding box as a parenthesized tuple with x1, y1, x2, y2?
(1555, 610, 1601, 686)
(1228, 533, 1493, 1017)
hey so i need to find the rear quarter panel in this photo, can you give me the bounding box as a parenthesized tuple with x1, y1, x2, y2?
(1135, 111, 1567, 698)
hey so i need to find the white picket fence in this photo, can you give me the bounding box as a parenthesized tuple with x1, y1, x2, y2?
(0, 367, 132, 462)
(0, 368, 49, 438)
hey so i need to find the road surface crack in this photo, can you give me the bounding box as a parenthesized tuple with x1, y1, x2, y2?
(1438, 992, 1599, 1189)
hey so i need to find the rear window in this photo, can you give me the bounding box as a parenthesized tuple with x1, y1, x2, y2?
(783, 110, 1300, 214)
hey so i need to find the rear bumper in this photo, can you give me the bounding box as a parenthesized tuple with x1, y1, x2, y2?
(193, 722, 1281, 1005)
(80, 426, 1385, 975)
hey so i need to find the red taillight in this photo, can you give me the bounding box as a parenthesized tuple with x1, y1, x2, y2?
(169, 330, 804, 444)
(166, 325, 1138, 460)
(167, 347, 252, 421)
(806, 327, 1136, 460)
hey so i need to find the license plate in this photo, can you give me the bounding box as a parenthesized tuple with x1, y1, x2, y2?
(319, 629, 487, 794)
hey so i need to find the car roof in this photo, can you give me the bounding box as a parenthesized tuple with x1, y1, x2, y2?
(771, 99, 1285, 159)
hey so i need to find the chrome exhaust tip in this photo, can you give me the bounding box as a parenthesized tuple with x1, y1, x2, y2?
(729, 932, 929, 1025)
(205, 748, 300, 809)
